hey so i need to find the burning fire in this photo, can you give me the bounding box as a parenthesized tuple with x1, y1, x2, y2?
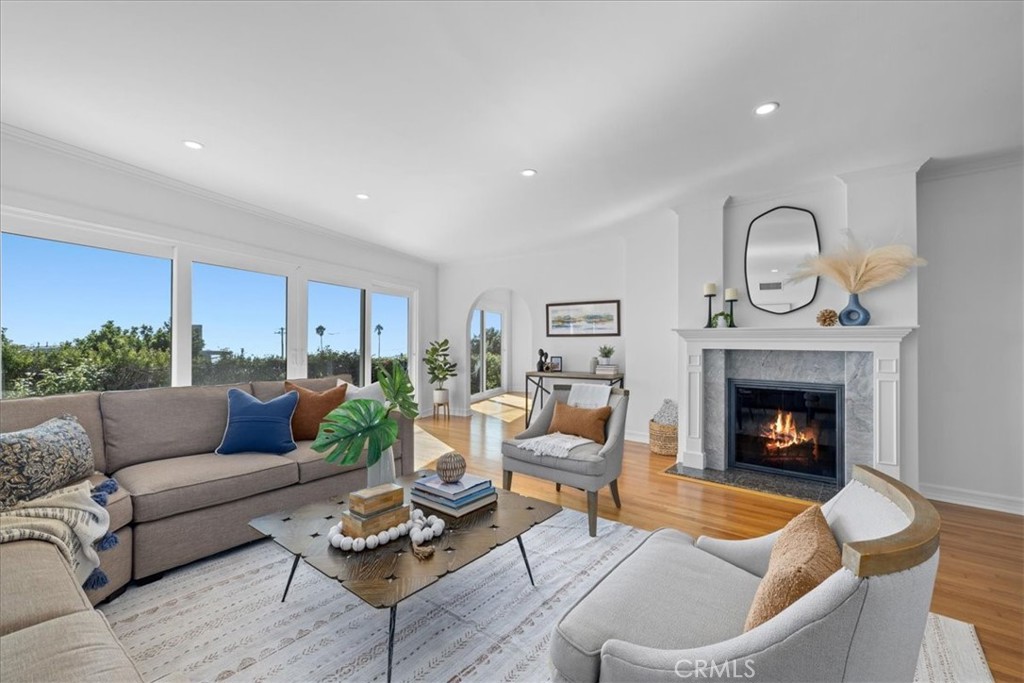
(761, 410, 817, 453)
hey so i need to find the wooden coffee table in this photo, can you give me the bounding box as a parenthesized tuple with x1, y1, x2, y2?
(249, 478, 561, 682)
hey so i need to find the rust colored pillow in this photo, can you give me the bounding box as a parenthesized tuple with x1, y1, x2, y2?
(548, 402, 612, 444)
(743, 505, 842, 631)
(285, 381, 348, 441)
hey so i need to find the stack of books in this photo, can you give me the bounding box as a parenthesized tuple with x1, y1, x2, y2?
(411, 473, 497, 518)
(595, 363, 619, 375)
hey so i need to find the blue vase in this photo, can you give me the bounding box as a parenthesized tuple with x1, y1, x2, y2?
(839, 293, 871, 326)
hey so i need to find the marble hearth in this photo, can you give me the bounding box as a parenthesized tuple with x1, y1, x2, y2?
(674, 327, 916, 482)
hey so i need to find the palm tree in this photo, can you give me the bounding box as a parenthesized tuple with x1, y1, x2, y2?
(374, 324, 384, 357)
(315, 325, 326, 352)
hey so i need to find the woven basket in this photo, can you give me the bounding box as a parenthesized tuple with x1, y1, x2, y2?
(649, 420, 678, 456)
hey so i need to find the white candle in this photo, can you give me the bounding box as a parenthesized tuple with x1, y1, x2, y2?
(724, 288, 739, 301)
(703, 282, 717, 296)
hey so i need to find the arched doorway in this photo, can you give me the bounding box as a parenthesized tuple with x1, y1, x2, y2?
(465, 288, 532, 412)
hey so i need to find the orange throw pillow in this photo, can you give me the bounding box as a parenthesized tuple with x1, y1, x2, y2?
(285, 381, 348, 441)
(744, 505, 842, 631)
(548, 402, 612, 444)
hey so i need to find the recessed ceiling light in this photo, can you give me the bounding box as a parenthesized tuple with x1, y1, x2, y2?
(182, 140, 204, 150)
(771, 269, 780, 273)
(754, 102, 780, 116)
(520, 169, 538, 177)
(355, 193, 370, 200)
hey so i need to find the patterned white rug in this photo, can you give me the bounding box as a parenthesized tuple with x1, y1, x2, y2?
(99, 510, 992, 683)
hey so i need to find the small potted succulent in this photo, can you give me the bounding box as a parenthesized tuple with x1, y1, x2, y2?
(423, 338, 458, 406)
(597, 345, 615, 364)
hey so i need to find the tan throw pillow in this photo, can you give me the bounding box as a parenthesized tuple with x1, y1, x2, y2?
(285, 381, 348, 441)
(743, 505, 842, 631)
(548, 402, 612, 444)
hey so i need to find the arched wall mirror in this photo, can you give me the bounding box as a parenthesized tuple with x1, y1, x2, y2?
(744, 206, 820, 314)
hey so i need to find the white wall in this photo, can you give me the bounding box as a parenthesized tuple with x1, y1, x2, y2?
(0, 132, 440, 412)
(438, 209, 678, 441)
(917, 160, 1024, 513)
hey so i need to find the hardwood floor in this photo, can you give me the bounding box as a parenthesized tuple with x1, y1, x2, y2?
(417, 398, 1024, 683)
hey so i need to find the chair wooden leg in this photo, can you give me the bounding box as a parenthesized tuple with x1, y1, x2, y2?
(587, 490, 598, 537)
(503, 470, 512, 490)
(555, 483, 561, 492)
(609, 479, 622, 508)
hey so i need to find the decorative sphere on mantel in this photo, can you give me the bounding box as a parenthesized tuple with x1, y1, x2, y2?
(437, 451, 467, 483)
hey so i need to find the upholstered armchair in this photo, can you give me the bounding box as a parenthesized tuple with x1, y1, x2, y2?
(502, 385, 629, 537)
(549, 465, 941, 682)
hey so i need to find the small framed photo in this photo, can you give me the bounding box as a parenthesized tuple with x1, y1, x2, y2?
(549, 356, 563, 372)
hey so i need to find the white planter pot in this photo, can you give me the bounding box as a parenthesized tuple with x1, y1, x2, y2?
(433, 388, 450, 405)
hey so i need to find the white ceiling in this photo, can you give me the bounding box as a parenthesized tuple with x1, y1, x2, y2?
(1, 1, 1021, 263)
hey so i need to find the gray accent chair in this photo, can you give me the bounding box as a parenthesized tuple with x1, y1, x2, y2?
(550, 465, 941, 682)
(502, 385, 629, 537)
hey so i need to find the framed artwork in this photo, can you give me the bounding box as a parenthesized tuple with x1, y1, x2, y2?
(549, 356, 563, 372)
(546, 300, 621, 337)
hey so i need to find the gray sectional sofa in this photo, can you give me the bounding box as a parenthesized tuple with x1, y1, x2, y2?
(0, 377, 414, 681)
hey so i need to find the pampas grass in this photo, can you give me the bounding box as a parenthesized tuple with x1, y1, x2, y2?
(791, 240, 926, 294)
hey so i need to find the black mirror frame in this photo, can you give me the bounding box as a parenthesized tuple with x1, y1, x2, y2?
(743, 205, 821, 315)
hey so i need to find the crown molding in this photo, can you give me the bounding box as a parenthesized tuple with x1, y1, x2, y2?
(0, 122, 436, 268)
(917, 147, 1024, 183)
(724, 177, 844, 209)
(836, 158, 931, 185)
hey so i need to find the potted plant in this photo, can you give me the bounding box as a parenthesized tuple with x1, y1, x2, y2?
(597, 345, 615, 364)
(423, 338, 458, 406)
(312, 364, 419, 487)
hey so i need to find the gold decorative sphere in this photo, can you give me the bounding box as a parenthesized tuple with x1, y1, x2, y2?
(437, 451, 467, 483)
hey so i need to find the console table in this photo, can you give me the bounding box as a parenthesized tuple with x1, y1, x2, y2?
(524, 371, 625, 427)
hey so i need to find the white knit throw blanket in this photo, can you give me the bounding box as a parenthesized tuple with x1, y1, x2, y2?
(0, 480, 110, 585)
(517, 432, 594, 458)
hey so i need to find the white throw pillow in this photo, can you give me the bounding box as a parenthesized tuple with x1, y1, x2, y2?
(336, 379, 386, 403)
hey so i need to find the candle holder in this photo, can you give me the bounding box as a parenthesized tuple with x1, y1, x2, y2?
(727, 299, 737, 327)
(704, 294, 716, 328)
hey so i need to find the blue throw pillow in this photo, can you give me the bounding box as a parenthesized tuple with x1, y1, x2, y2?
(216, 389, 299, 455)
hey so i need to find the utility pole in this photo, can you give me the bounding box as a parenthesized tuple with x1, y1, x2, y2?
(274, 327, 285, 359)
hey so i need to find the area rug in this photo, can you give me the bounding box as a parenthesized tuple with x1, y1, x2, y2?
(99, 510, 993, 683)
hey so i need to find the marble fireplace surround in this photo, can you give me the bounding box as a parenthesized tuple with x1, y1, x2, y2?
(675, 327, 915, 482)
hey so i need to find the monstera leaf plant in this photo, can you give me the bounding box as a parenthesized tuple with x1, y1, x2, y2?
(312, 364, 419, 470)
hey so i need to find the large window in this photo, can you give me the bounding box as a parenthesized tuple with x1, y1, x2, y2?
(192, 263, 286, 384)
(370, 292, 409, 383)
(308, 281, 364, 385)
(1, 233, 172, 397)
(469, 309, 503, 397)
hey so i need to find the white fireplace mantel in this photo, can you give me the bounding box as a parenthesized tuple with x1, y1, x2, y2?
(674, 326, 917, 481)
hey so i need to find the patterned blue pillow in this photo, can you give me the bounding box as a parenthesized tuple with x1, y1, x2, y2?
(216, 389, 299, 455)
(0, 414, 94, 510)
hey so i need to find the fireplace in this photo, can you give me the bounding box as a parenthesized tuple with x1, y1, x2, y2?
(727, 379, 844, 486)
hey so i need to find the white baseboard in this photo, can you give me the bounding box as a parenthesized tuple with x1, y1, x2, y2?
(919, 482, 1024, 516)
(625, 429, 649, 444)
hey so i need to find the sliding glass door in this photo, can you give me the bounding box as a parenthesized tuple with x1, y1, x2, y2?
(469, 308, 503, 400)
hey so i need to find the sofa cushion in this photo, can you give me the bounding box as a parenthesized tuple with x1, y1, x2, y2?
(100, 383, 252, 472)
(502, 440, 607, 476)
(0, 610, 143, 682)
(282, 441, 364, 483)
(252, 376, 346, 402)
(216, 388, 299, 455)
(0, 415, 95, 510)
(744, 505, 842, 631)
(551, 528, 761, 683)
(549, 402, 612, 444)
(113, 452, 298, 523)
(0, 540, 92, 636)
(285, 381, 348, 440)
(86, 473, 132, 531)
(0, 392, 107, 473)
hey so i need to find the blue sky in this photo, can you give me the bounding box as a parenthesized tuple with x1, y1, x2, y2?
(2, 233, 410, 358)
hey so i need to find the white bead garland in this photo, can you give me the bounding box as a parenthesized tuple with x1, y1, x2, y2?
(326, 507, 445, 553)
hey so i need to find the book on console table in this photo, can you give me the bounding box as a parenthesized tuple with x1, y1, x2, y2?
(411, 491, 498, 518)
(413, 473, 492, 500)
